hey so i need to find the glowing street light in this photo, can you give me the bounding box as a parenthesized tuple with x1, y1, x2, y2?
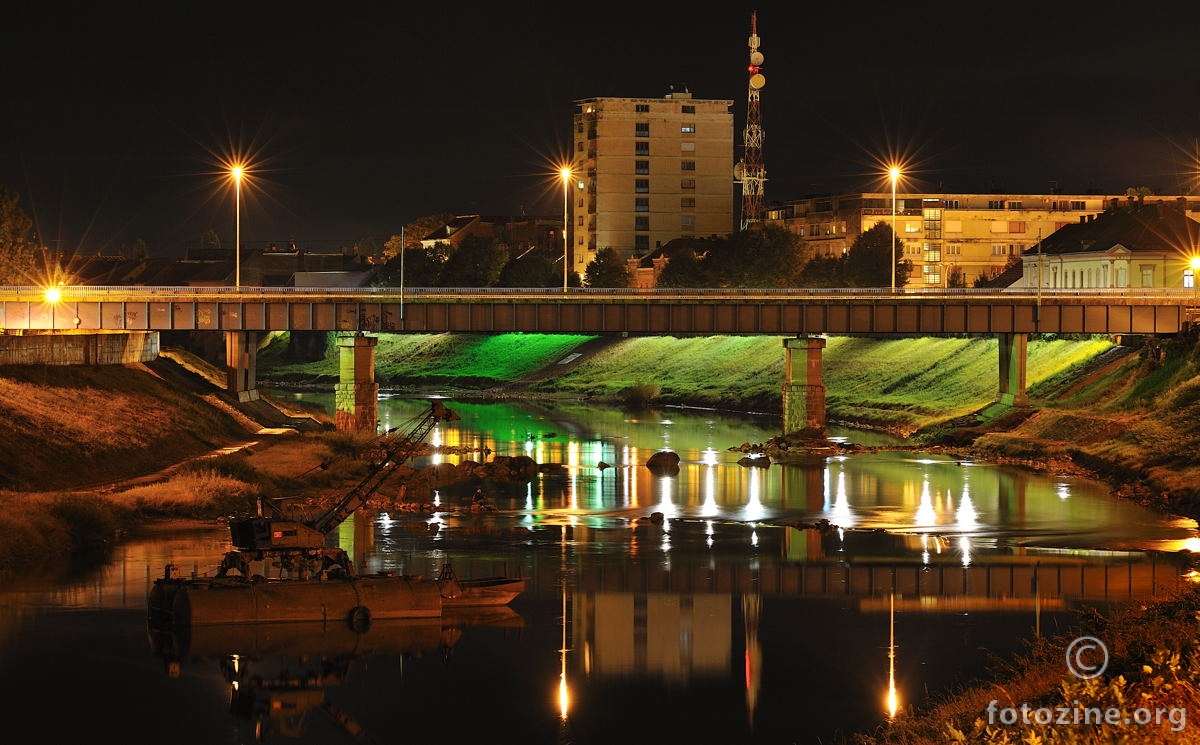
(1190, 256, 1200, 300)
(889, 166, 901, 292)
(560, 166, 572, 292)
(231, 164, 245, 288)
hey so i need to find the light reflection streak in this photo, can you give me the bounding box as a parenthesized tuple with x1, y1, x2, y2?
(885, 592, 899, 720)
(958, 535, 972, 567)
(956, 490, 978, 531)
(1057, 483, 1071, 500)
(914, 479, 936, 527)
(831, 470, 853, 526)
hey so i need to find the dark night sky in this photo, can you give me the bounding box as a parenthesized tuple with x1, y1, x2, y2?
(3, 2, 1199, 257)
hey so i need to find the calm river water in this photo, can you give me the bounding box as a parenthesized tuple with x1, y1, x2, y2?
(2, 395, 1197, 745)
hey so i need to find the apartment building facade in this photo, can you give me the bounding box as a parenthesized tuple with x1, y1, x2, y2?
(764, 192, 1197, 287)
(571, 91, 735, 275)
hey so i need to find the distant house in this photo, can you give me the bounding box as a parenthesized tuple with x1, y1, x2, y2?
(419, 215, 559, 255)
(1016, 197, 1200, 290)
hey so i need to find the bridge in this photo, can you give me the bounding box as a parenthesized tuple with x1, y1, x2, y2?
(2, 285, 1195, 433)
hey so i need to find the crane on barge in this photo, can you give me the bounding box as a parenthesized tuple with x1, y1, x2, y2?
(218, 399, 460, 581)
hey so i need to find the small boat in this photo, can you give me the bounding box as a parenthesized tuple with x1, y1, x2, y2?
(436, 566, 525, 608)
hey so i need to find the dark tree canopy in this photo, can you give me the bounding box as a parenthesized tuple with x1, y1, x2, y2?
(584, 246, 631, 288)
(0, 188, 42, 285)
(437, 234, 508, 287)
(498, 251, 558, 287)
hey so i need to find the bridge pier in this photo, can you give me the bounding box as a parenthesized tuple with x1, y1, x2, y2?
(224, 331, 260, 403)
(781, 336, 826, 438)
(335, 333, 379, 433)
(997, 333, 1029, 406)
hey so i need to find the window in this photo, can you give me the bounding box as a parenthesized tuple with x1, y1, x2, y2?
(988, 200, 1005, 209)
(635, 142, 650, 156)
(681, 178, 696, 190)
(635, 179, 649, 194)
(634, 235, 650, 251)
(635, 103, 650, 113)
(681, 105, 695, 114)
(946, 244, 961, 255)
(923, 265, 941, 284)
(1071, 200, 1086, 210)
(905, 221, 918, 233)
(635, 216, 650, 230)
(681, 215, 695, 229)
(992, 244, 1008, 255)
(635, 160, 650, 175)
(681, 160, 696, 171)
(681, 125, 695, 134)
(942, 199, 960, 209)
(635, 122, 650, 137)
(1008, 201, 1024, 210)
(1008, 221, 1026, 233)
(1187, 268, 1196, 289)
(635, 197, 649, 212)
(681, 141, 695, 152)
(923, 244, 941, 263)
(1140, 265, 1155, 287)
(681, 196, 695, 208)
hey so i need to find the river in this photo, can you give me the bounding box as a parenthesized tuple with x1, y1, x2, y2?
(1, 395, 1196, 744)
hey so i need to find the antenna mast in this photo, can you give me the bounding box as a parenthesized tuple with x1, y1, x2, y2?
(736, 11, 766, 230)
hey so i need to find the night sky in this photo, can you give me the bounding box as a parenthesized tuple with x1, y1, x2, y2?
(3, 2, 1198, 257)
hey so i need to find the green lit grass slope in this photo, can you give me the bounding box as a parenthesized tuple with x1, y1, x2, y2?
(257, 332, 1115, 435)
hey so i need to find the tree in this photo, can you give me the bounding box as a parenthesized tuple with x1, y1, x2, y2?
(655, 246, 709, 288)
(945, 264, 966, 288)
(841, 221, 911, 287)
(584, 246, 631, 288)
(498, 251, 558, 287)
(382, 213, 455, 261)
(437, 234, 507, 287)
(0, 187, 41, 284)
(702, 225, 804, 287)
(372, 243, 447, 287)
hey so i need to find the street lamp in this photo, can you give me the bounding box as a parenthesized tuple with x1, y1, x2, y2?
(560, 166, 572, 292)
(889, 166, 901, 292)
(231, 164, 244, 288)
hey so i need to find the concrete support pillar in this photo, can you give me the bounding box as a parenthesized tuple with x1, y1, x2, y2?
(335, 333, 378, 434)
(781, 336, 826, 437)
(224, 331, 259, 403)
(997, 332, 1029, 406)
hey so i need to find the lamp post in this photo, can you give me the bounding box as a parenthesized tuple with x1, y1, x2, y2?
(560, 166, 572, 292)
(231, 165, 244, 288)
(889, 167, 900, 292)
(1191, 256, 1200, 301)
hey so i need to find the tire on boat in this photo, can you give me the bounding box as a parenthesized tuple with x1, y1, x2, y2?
(347, 605, 372, 633)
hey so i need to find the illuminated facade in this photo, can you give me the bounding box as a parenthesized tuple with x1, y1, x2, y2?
(764, 192, 1200, 288)
(572, 92, 735, 270)
(1015, 198, 1200, 290)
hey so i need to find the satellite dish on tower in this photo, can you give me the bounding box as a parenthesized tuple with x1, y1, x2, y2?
(749, 73, 766, 90)
(750, 51, 764, 66)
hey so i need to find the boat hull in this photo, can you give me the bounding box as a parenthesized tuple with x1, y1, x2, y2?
(150, 575, 444, 628)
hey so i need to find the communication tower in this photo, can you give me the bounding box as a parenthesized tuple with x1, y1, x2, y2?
(735, 11, 766, 230)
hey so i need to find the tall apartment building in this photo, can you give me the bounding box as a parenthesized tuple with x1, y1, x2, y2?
(764, 192, 1197, 287)
(571, 91, 735, 274)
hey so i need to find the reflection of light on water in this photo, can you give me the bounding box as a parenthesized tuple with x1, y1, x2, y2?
(831, 470, 853, 526)
(701, 462, 718, 517)
(657, 476, 678, 518)
(956, 490, 977, 530)
(885, 592, 899, 720)
(700, 448, 719, 466)
(750, 527, 759, 548)
(745, 468, 767, 522)
(915, 479, 936, 527)
(1057, 483, 1071, 500)
(557, 579, 570, 721)
(958, 535, 972, 567)
(705, 520, 715, 549)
